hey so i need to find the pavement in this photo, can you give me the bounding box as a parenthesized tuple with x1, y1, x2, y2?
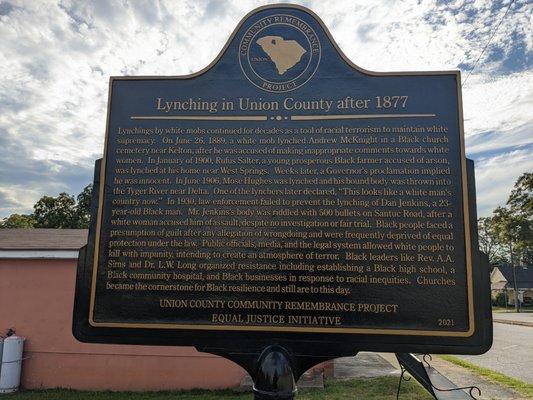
(239, 315, 533, 397)
(239, 351, 526, 399)
(333, 352, 398, 379)
(339, 353, 524, 400)
(428, 356, 525, 400)
(493, 311, 533, 327)
(382, 353, 525, 400)
(458, 321, 533, 385)
(335, 352, 525, 399)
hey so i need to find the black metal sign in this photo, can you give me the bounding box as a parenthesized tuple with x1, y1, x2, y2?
(73, 4, 492, 371)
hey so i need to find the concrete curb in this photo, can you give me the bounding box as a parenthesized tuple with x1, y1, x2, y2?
(493, 319, 533, 327)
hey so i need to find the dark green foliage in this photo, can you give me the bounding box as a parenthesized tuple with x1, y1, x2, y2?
(0, 213, 36, 228)
(478, 172, 533, 266)
(507, 172, 532, 218)
(0, 185, 93, 229)
(74, 184, 93, 228)
(478, 216, 504, 264)
(33, 192, 77, 228)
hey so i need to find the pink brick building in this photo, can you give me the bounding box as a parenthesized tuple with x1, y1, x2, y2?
(0, 229, 246, 391)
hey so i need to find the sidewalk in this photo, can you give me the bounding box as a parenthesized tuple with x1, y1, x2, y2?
(240, 352, 525, 399)
(428, 356, 527, 400)
(493, 311, 533, 327)
(380, 353, 524, 400)
(335, 353, 523, 400)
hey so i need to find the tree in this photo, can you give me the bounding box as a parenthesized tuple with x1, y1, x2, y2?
(1, 186, 93, 229)
(507, 172, 532, 218)
(33, 192, 77, 228)
(478, 172, 533, 312)
(477, 216, 505, 265)
(492, 205, 532, 312)
(73, 184, 93, 229)
(0, 214, 36, 228)
(492, 207, 521, 311)
(507, 172, 533, 265)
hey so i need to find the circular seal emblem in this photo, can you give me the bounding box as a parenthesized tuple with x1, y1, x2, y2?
(239, 14, 321, 93)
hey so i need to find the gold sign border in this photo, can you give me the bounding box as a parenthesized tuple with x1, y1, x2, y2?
(88, 3, 475, 338)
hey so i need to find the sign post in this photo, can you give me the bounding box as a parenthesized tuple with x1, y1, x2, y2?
(73, 5, 492, 397)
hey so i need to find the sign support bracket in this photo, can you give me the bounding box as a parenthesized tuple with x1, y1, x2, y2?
(396, 353, 480, 399)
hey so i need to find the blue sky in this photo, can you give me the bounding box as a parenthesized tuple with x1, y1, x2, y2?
(0, 0, 531, 218)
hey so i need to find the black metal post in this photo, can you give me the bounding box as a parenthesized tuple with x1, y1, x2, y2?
(253, 345, 297, 400)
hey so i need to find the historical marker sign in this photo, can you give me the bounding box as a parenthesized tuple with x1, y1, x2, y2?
(74, 5, 491, 356)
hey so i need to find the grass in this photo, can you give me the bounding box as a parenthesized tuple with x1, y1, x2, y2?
(3, 376, 433, 400)
(440, 355, 533, 398)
